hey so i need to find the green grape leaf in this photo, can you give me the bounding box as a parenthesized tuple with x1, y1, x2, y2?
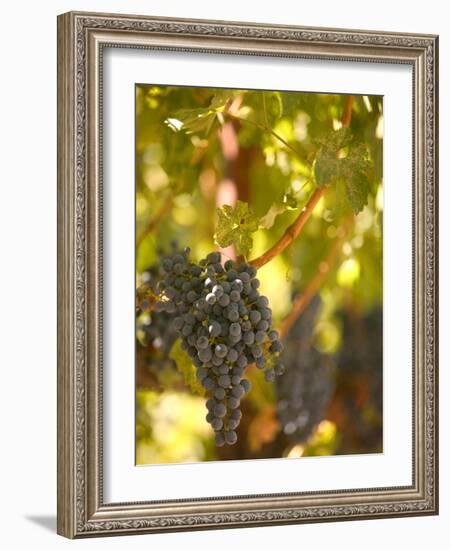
(169, 339, 205, 396)
(314, 147, 340, 187)
(340, 144, 372, 214)
(314, 129, 372, 214)
(215, 200, 259, 257)
(314, 127, 353, 187)
(165, 93, 231, 136)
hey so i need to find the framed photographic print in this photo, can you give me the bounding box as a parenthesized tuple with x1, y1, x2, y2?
(57, 11, 439, 538)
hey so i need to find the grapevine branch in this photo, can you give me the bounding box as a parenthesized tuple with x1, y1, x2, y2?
(250, 187, 327, 269)
(249, 94, 354, 270)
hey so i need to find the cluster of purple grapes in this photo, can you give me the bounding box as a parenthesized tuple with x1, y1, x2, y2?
(155, 247, 285, 446)
(275, 296, 335, 443)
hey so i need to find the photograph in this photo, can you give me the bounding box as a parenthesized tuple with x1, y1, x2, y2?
(134, 84, 384, 465)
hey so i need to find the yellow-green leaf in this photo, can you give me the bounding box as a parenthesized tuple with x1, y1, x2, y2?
(169, 339, 205, 396)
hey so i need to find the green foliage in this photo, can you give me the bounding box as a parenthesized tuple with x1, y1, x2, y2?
(314, 128, 372, 213)
(169, 339, 205, 396)
(215, 200, 259, 257)
(166, 93, 231, 136)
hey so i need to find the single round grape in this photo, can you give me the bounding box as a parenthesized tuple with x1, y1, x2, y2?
(251, 278, 260, 289)
(235, 341, 245, 354)
(196, 336, 209, 350)
(238, 304, 248, 316)
(274, 362, 286, 376)
(206, 398, 216, 411)
(228, 418, 240, 430)
(162, 258, 173, 271)
(237, 355, 248, 369)
(198, 348, 213, 363)
(251, 344, 263, 358)
(211, 417, 223, 431)
(248, 290, 259, 302)
(215, 344, 228, 358)
(256, 356, 266, 370)
(224, 430, 238, 445)
(218, 294, 230, 307)
(207, 251, 221, 264)
(219, 364, 229, 375)
(172, 253, 184, 264)
(231, 279, 244, 292)
(227, 396, 240, 409)
(232, 366, 245, 377)
(240, 379, 251, 393)
(206, 293, 217, 305)
(264, 368, 276, 382)
(229, 323, 241, 337)
(214, 403, 227, 418)
(214, 387, 226, 400)
(224, 260, 234, 271)
(227, 348, 239, 362)
(243, 331, 255, 345)
(208, 321, 221, 337)
(218, 374, 231, 388)
(202, 377, 215, 391)
(231, 385, 245, 399)
(268, 330, 279, 342)
(226, 309, 239, 322)
(212, 355, 224, 367)
(181, 324, 193, 337)
(260, 308, 272, 321)
(231, 374, 241, 386)
(230, 290, 241, 302)
(230, 409, 242, 421)
(241, 320, 252, 332)
(215, 432, 225, 447)
(227, 270, 238, 281)
(212, 284, 224, 297)
(206, 411, 214, 423)
(239, 271, 250, 283)
(255, 330, 266, 343)
(172, 316, 184, 331)
(173, 263, 185, 275)
(257, 320, 269, 332)
(222, 281, 231, 293)
(270, 340, 283, 353)
(196, 367, 208, 381)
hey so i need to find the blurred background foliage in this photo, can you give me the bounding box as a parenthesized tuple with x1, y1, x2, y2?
(135, 84, 383, 464)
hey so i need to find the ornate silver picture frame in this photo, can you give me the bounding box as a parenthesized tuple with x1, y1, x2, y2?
(57, 11, 438, 538)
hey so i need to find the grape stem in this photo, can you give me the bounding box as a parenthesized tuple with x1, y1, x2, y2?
(249, 95, 354, 270)
(278, 217, 353, 340)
